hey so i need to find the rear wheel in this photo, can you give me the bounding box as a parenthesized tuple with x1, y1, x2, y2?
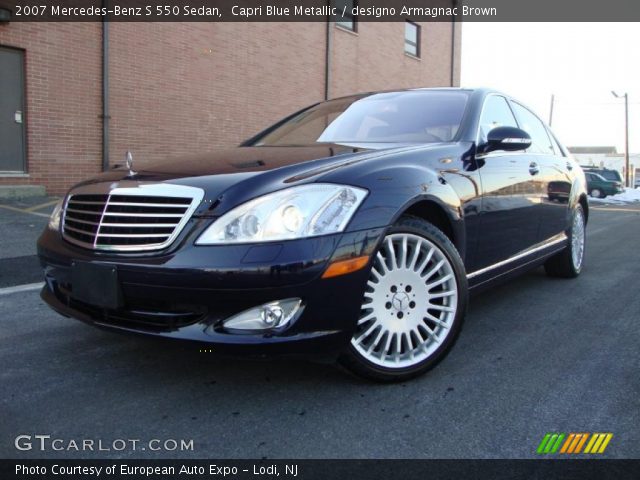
(544, 204, 586, 278)
(590, 188, 604, 198)
(338, 216, 468, 382)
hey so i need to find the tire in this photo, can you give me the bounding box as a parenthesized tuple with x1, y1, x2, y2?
(544, 204, 586, 278)
(338, 216, 468, 382)
(590, 188, 603, 198)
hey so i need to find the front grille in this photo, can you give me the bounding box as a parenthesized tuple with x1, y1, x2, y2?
(62, 184, 204, 252)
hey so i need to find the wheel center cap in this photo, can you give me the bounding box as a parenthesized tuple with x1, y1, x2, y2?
(391, 292, 411, 312)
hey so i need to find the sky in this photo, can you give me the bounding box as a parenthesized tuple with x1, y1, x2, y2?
(461, 23, 638, 153)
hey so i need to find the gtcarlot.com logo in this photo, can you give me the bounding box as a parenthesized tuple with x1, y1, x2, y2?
(15, 435, 194, 452)
(537, 432, 613, 455)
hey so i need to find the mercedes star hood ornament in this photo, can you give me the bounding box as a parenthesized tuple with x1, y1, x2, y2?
(125, 151, 137, 177)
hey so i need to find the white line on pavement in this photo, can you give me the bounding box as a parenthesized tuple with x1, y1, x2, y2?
(0, 282, 44, 296)
(0, 204, 50, 218)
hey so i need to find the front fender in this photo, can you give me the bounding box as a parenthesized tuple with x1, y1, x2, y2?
(340, 164, 465, 254)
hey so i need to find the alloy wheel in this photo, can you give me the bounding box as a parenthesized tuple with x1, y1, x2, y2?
(571, 208, 585, 270)
(351, 233, 458, 368)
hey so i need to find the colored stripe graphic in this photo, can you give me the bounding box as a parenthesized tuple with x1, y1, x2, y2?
(566, 433, 584, 453)
(584, 433, 614, 454)
(598, 433, 614, 453)
(560, 433, 575, 453)
(537, 433, 565, 454)
(539, 433, 613, 454)
(574, 433, 589, 453)
(584, 434, 599, 453)
(550, 433, 565, 453)
(537, 434, 551, 454)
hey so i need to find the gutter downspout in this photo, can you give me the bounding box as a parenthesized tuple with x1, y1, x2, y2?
(325, 15, 332, 100)
(450, 2, 456, 87)
(101, 0, 110, 171)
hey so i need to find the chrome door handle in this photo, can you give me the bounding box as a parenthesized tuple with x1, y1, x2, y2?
(529, 162, 540, 175)
(566, 162, 573, 171)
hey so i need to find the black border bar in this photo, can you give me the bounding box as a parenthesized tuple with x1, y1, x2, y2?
(2, 0, 640, 22)
(3, 459, 640, 480)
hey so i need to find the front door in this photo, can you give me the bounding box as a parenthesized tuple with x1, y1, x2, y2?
(0, 46, 26, 173)
(473, 95, 542, 269)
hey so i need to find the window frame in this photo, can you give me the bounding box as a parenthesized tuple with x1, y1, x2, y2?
(335, 0, 358, 33)
(404, 20, 421, 58)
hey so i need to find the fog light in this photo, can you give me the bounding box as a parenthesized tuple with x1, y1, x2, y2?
(220, 298, 303, 332)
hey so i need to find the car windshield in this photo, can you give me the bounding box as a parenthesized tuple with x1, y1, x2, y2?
(251, 90, 470, 146)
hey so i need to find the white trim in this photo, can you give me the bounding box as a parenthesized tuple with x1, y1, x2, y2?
(467, 234, 567, 279)
(0, 282, 44, 296)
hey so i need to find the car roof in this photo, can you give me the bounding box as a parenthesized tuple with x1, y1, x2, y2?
(327, 87, 499, 103)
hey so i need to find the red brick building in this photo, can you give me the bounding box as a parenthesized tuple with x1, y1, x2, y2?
(0, 20, 460, 194)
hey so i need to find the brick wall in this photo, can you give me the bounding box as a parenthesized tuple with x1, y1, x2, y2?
(331, 22, 457, 98)
(0, 22, 102, 194)
(0, 21, 460, 195)
(108, 22, 326, 170)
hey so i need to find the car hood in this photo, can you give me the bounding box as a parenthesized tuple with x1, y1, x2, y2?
(74, 143, 452, 213)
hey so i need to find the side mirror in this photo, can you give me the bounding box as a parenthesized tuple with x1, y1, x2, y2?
(483, 126, 532, 153)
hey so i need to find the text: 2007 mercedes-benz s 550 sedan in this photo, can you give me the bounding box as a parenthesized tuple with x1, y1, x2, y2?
(38, 88, 588, 381)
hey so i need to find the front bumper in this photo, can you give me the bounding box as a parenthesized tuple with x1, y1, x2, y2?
(37, 226, 384, 357)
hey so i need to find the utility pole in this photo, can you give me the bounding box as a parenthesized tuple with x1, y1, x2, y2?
(549, 94, 555, 126)
(612, 91, 630, 187)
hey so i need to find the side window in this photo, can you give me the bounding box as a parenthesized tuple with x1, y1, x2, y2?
(510, 102, 555, 155)
(477, 95, 518, 145)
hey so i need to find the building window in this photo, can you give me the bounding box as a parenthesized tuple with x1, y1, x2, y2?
(404, 21, 420, 57)
(335, 0, 357, 32)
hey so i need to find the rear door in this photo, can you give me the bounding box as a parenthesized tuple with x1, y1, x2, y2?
(473, 95, 542, 269)
(509, 101, 570, 241)
(0, 46, 26, 173)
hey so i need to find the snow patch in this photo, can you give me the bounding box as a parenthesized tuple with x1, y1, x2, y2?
(589, 188, 640, 204)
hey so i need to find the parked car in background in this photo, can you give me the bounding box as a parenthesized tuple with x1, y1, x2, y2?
(581, 166, 623, 184)
(548, 181, 571, 202)
(585, 172, 623, 198)
(38, 88, 588, 382)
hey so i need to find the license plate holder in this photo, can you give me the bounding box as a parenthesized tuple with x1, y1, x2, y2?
(71, 261, 123, 309)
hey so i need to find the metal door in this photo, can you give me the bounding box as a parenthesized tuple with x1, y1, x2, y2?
(0, 46, 26, 172)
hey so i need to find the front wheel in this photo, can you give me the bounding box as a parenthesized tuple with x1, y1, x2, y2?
(338, 216, 468, 382)
(544, 204, 586, 278)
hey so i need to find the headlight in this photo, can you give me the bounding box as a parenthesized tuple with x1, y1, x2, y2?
(48, 199, 64, 231)
(196, 184, 367, 245)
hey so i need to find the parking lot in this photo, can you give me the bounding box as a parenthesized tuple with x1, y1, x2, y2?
(1, 197, 639, 459)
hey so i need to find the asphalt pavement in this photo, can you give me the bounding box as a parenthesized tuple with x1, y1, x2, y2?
(0, 199, 639, 459)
